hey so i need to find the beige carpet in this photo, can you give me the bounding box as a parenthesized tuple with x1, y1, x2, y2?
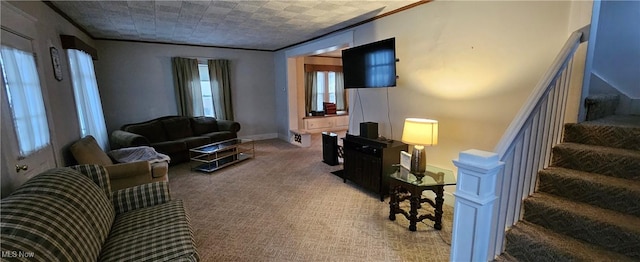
(168, 134, 453, 261)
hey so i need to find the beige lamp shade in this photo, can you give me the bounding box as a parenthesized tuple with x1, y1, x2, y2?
(401, 118, 438, 146)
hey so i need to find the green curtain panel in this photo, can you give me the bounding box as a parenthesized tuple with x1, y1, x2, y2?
(207, 59, 234, 120)
(304, 71, 317, 115)
(172, 57, 203, 117)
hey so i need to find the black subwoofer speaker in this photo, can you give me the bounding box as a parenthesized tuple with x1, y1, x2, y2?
(322, 132, 339, 166)
(360, 122, 378, 139)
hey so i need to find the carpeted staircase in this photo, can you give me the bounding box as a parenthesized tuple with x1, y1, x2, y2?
(500, 113, 640, 261)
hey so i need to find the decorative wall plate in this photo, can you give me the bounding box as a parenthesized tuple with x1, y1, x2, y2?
(50, 47, 62, 81)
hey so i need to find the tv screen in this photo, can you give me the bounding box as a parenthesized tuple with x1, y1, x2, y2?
(342, 37, 396, 89)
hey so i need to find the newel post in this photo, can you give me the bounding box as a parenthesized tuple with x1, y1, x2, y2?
(450, 149, 504, 262)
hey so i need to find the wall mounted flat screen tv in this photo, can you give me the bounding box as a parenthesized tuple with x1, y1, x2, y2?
(342, 37, 396, 89)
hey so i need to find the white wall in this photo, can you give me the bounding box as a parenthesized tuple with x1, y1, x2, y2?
(275, 1, 583, 172)
(564, 1, 593, 124)
(94, 41, 278, 140)
(591, 0, 640, 98)
(274, 52, 289, 140)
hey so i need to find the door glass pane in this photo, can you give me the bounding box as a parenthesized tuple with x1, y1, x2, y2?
(0, 45, 51, 156)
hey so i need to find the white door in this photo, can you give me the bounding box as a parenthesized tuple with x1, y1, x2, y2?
(1, 28, 55, 197)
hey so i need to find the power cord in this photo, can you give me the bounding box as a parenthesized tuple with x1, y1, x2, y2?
(386, 86, 393, 139)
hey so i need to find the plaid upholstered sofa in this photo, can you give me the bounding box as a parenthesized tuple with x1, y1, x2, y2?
(0, 165, 199, 261)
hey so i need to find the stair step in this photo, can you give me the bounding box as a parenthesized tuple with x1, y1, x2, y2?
(505, 221, 634, 262)
(493, 252, 518, 262)
(563, 117, 640, 151)
(584, 94, 619, 121)
(538, 167, 640, 217)
(551, 143, 640, 180)
(523, 193, 640, 259)
(586, 114, 640, 128)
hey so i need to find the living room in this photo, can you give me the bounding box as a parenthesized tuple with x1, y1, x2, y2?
(2, 0, 638, 261)
(3, 1, 591, 169)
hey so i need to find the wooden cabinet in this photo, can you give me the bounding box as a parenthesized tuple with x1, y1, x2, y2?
(342, 134, 407, 201)
(335, 115, 349, 129)
(303, 115, 349, 133)
(305, 117, 333, 130)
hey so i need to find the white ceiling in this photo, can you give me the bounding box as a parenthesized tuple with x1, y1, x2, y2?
(49, 1, 423, 51)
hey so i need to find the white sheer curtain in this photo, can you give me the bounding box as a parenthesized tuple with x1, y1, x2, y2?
(335, 71, 346, 111)
(67, 49, 109, 150)
(0, 46, 51, 156)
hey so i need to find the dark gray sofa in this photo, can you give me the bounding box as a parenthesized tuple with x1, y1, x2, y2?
(111, 116, 241, 164)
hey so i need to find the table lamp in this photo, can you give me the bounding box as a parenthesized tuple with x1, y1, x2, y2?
(401, 118, 438, 181)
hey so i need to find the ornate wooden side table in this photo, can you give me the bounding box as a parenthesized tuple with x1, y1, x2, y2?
(388, 165, 456, 231)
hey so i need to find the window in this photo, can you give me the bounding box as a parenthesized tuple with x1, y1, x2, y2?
(67, 49, 109, 150)
(0, 45, 51, 156)
(198, 64, 215, 118)
(304, 63, 345, 115)
(315, 71, 337, 111)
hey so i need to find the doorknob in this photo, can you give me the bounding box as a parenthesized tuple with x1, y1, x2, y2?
(15, 164, 28, 173)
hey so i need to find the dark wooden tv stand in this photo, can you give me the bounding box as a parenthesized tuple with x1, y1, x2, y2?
(342, 134, 407, 201)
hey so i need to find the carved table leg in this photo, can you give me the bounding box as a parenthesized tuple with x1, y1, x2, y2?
(434, 186, 444, 230)
(389, 186, 398, 221)
(409, 194, 420, 231)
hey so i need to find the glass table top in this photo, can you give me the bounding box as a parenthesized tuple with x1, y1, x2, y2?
(389, 165, 456, 186)
(189, 138, 253, 154)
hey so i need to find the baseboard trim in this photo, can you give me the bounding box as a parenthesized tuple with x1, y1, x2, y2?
(240, 133, 278, 141)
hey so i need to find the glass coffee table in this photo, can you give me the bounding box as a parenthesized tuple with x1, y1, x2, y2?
(189, 138, 254, 172)
(388, 165, 456, 231)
